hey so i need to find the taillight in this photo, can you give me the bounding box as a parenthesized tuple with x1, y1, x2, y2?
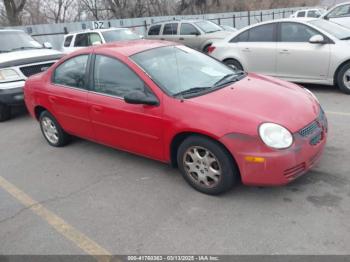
(207, 46, 216, 54)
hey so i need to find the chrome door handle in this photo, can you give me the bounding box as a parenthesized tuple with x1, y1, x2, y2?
(279, 49, 290, 54)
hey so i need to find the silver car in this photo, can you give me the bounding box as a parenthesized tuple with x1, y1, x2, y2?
(321, 2, 350, 29)
(146, 20, 232, 52)
(209, 18, 350, 94)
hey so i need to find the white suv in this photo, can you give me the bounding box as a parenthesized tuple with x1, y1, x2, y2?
(0, 30, 63, 121)
(61, 28, 142, 53)
(322, 2, 350, 29)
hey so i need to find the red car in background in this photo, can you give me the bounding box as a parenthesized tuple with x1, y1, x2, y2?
(24, 40, 328, 195)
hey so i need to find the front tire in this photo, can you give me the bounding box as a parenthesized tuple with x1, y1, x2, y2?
(336, 62, 350, 94)
(0, 104, 11, 122)
(39, 111, 70, 147)
(177, 135, 239, 195)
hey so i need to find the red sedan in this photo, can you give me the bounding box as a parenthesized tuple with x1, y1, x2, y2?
(24, 40, 327, 195)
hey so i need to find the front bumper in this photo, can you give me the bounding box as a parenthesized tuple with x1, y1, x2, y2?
(0, 81, 25, 106)
(220, 115, 328, 186)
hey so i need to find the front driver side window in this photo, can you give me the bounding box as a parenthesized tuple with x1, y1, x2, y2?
(53, 55, 88, 89)
(280, 23, 319, 42)
(93, 55, 145, 97)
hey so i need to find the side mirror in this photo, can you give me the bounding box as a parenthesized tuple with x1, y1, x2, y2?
(309, 35, 326, 44)
(124, 90, 159, 106)
(43, 42, 52, 49)
(323, 15, 329, 20)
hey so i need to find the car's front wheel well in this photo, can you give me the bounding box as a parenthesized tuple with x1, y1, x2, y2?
(34, 106, 48, 120)
(334, 59, 350, 86)
(170, 132, 240, 178)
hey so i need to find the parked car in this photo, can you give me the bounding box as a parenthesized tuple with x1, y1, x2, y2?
(290, 8, 325, 18)
(146, 20, 232, 52)
(61, 28, 142, 53)
(208, 18, 350, 94)
(24, 40, 327, 195)
(220, 25, 237, 32)
(0, 29, 63, 121)
(321, 2, 350, 29)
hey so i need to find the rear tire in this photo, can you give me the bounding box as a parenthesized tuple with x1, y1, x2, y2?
(336, 62, 350, 94)
(224, 59, 243, 73)
(177, 135, 239, 195)
(39, 111, 70, 147)
(0, 104, 11, 122)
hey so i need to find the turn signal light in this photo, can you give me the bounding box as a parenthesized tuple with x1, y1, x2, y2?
(245, 156, 265, 163)
(207, 46, 216, 54)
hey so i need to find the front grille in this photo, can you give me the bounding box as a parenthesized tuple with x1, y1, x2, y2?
(284, 163, 306, 180)
(299, 121, 319, 137)
(20, 63, 54, 77)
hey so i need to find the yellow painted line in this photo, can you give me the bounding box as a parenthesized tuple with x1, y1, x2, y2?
(0, 176, 112, 262)
(326, 111, 350, 117)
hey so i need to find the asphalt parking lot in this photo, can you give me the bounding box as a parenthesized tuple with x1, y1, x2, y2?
(0, 84, 349, 256)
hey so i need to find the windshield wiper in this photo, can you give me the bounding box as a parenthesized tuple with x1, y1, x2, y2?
(0, 50, 10, 53)
(173, 87, 211, 97)
(10, 46, 42, 51)
(206, 30, 220, 34)
(213, 72, 246, 88)
(341, 36, 350, 40)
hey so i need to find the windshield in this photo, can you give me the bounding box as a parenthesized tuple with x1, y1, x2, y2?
(131, 46, 242, 97)
(102, 29, 141, 43)
(194, 21, 222, 33)
(0, 31, 42, 53)
(308, 20, 350, 40)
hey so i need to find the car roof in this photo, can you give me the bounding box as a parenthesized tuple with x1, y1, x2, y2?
(84, 39, 175, 57)
(151, 19, 207, 25)
(66, 27, 128, 36)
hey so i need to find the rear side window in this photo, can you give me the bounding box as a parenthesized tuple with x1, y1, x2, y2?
(307, 10, 320, 18)
(163, 23, 178, 35)
(93, 55, 144, 97)
(297, 11, 306, 17)
(148, 25, 161, 35)
(232, 24, 275, 42)
(74, 33, 89, 47)
(248, 24, 275, 42)
(64, 35, 73, 47)
(53, 55, 89, 89)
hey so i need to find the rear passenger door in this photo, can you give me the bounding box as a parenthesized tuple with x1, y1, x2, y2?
(234, 23, 277, 75)
(49, 54, 94, 139)
(161, 23, 179, 42)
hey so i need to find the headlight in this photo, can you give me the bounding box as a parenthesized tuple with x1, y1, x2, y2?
(0, 69, 22, 82)
(304, 88, 319, 103)
(259, 123, 293, 149)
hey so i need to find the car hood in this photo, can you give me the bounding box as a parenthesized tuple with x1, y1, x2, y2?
(0, 49, 63, 68)
(188, 73, 319, 134)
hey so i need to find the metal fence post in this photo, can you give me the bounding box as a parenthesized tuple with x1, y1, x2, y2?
(283, 10, 285, 18)
(248, 11, 251, 25)
(218, 18, 221, 25)
(272, 11, 275, 20)
(144, 20, 148, 31)
(233, 14, 236, 28)
(260, 11, 263, 22)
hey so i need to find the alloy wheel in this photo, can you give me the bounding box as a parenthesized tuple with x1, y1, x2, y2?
(183, 146, 222, 188)
(41, 116, 59, 144)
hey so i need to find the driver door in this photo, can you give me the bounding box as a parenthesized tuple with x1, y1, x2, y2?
(275, 22, 330, 81)
(88, 54, 164, 160)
